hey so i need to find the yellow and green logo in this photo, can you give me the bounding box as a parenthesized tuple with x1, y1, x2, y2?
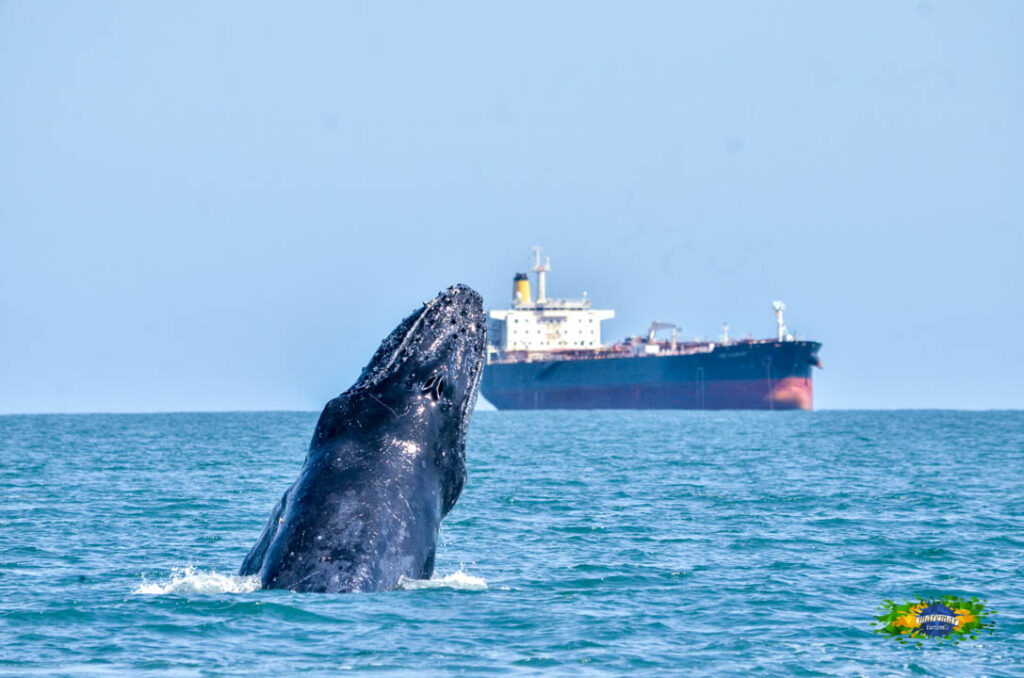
(874, 596, 995, 645)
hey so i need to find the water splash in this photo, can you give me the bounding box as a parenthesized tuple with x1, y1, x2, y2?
(398, 570, 487, 591)
(133, 565, 261, 595)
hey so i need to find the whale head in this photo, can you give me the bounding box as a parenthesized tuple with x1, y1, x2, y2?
(341, 284, 486, 513)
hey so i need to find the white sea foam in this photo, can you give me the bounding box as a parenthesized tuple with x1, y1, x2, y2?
(133, 565, 485, 594)
(398, 570, 487, 591)
(132, 565, 261, 595)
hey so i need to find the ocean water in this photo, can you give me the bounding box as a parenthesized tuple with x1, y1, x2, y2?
(1, 410, 1022, 676)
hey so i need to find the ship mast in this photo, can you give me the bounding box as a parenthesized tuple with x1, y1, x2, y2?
(772, 300, 787, 341)
(531, 245, 551, 305)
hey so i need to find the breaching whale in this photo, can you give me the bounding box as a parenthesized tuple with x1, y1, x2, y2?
(239, 285, 486, 592)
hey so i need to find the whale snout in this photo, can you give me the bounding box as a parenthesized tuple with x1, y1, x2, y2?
(421, 284, 486, 350)
(433, 284, 484, 322)
(418, 285, 486, 414)
(350, 284, 485, 405)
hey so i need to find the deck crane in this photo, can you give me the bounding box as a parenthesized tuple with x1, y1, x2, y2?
(648, 321, 679, 352)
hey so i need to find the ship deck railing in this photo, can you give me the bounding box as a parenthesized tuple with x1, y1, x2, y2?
(487, 337, 816, 365)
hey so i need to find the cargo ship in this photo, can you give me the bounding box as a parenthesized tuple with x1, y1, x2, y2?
(480, 248, 822, 410)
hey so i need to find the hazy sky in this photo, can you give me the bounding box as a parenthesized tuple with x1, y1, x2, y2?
(1, 1, 1021, 413)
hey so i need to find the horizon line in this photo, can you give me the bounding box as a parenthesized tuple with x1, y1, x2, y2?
(1, 407, 1021, 417)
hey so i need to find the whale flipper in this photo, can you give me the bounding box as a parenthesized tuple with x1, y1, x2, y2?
(239, 489, 288, 576)
(420, 543, 436, 579)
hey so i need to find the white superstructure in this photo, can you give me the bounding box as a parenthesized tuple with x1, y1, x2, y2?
(488, 248, 614, 354)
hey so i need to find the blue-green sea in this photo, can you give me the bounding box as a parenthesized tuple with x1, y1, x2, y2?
(1, 410, 1022, 676)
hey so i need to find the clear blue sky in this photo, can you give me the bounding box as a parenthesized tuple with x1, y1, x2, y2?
(1, 1, 1021, 413)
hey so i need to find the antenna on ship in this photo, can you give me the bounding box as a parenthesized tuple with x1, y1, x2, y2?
(531, 245, 551, 305)
(772, 301, 787, 342)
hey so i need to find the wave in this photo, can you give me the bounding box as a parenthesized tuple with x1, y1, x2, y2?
(134, 565, 485, 594)
(397, 570, 487, 591)
(132, 565, 261, 595)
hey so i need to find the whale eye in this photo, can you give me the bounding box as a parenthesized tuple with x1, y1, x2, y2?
(422, 374, 446, 401)
(421, 374, 441, 400)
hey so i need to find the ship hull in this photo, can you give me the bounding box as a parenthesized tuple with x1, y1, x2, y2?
(481, 341, 821, 411)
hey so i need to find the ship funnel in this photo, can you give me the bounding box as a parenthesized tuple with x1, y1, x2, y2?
(513, 272, 531, 306)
